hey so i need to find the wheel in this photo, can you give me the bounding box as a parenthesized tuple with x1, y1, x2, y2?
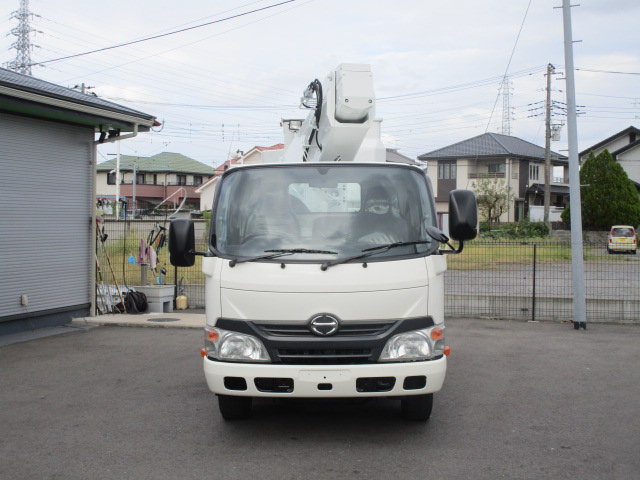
(401, 393, 433, 421)
(218, 394, 252, 420)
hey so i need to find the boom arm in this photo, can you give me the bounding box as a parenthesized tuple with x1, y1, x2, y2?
(280, 64, 386, 163)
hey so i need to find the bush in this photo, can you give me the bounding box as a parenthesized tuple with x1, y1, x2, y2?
(478, 221, 549, 239)
(562, 150, 640, 229)
(203, 210, 212, 234)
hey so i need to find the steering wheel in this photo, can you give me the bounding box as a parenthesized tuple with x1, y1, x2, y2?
(241, 232, 269, 244)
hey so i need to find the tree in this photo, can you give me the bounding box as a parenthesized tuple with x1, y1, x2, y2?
(561, 149, 640, 230)
(472, 178, 514, 230)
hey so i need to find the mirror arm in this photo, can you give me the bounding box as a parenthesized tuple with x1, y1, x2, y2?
(440, 240, 464, 254)
(189, 249, 214, 257)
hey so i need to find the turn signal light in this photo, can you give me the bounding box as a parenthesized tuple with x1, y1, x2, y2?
(200, 348, 207, 358)
(430, 328, 444, 340)
(206, 329, 219, 341)
(444, 346, 451, 356)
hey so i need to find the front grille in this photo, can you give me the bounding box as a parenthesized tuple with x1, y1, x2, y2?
(215, 316, 435, 366)
(254, 321, 396, 337)
(277, 348, 373, 365)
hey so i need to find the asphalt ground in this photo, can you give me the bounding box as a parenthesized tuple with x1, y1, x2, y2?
(1, 317, 639, 480)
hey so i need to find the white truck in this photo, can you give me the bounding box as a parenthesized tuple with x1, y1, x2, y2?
(169, 64, 478, 421)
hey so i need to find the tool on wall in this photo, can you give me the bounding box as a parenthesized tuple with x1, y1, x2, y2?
(145, 223, 168, 284)
(96, 218, 127, 313)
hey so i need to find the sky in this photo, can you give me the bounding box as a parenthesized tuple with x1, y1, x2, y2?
(1, 0, 639, 168)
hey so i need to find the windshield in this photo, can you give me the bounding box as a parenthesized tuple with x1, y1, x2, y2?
(212, 164, 439, 262)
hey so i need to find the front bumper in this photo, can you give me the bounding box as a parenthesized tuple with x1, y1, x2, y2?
(203, 356, 446, 398)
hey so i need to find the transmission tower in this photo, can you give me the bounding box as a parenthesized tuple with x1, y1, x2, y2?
(5, 0, 39, 75)
(500, 76, 513, 135)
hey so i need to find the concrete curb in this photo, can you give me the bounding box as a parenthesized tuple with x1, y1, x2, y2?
(71, 310, 206, 329)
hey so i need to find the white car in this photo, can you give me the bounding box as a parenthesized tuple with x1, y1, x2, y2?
(607, 225, 637, 254)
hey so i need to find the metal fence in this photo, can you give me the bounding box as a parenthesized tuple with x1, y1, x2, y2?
(96, 220, 639, 322)
(445, 239, 639, 322)
(96, 219, 209, 313)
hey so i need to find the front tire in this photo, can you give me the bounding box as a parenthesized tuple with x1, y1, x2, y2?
(401, 393, 433, 421)
(218, 394, 252, 420)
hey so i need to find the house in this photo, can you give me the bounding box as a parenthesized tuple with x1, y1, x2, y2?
(197, 144, 285, 210)
(96, 152, 215, 215)
(418, 132, 568, 225)
(386, 148, 419, 165)
(0, 67, 156, 335)
(579, 126, 640, 189)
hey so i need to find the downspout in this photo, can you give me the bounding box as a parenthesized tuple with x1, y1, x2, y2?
(90, 124, 140, 316)
(90, 140, 98, 316)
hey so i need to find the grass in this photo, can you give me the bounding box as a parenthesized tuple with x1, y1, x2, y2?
(446, 239, 597, 271)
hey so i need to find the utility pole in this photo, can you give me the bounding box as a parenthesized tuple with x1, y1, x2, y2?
(560, 0, 587, 330)
(5, 0, 39, 75)
(115, 142, 121, 220)
(543, 63, 555, 228)
(132, 161, 138, 219)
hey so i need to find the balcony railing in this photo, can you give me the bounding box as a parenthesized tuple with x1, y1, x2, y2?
(468, 172, 506, 179)
(116, 181, 203, 187)
(118, 180, 164, 186)
(166, 182, 203, 187)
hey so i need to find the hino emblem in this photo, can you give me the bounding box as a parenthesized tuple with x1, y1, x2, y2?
(309, 314, 340, 336)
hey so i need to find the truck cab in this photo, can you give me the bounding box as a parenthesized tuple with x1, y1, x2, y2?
(169, 64, 477, 421)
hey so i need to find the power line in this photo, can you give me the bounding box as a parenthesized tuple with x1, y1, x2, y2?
(377, 66, 546, 102)
(28, 0, 297, 67)
(576, 68, 640, 76)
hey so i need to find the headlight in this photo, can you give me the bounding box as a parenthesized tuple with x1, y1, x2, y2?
(379, 325, 445, 362)
(204, 327, 270, 362)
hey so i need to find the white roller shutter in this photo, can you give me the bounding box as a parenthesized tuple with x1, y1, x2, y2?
(0, 112, 93, 321)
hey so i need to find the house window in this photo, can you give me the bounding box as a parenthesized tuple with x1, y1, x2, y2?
(136, 173, 145, 185)
(488, 163, 506, 175)
(529, 165, 540, 181)
(438, 162, 456, 180)
(177, 174, 187, 186)
(193, 175, 203, 186)
(107, 172, 116, 185)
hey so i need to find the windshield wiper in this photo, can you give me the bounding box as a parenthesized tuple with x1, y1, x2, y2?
(229, 248, 337, 267)
(361, 240, 431, 253)
(320, 241, 431, 271)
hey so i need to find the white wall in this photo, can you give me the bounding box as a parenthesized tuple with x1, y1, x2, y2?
(617, 147, 640, 184)
(529, 205, 564, 222)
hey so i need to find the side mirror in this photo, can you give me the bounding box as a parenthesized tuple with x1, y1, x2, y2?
(169, 218, 196, 267)
(449, 190, 478, 241)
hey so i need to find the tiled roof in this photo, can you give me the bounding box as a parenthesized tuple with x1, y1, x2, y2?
(579, 126, 640, 157)
(255, 144, 284, 151)
(214, 144, 285, 171)
(418, 132, 567, 162)
(214, 158, 240, 173)
(386, 148, 418, 165)
(97, 152, 215, 174)
(0, 67, 155, 121)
